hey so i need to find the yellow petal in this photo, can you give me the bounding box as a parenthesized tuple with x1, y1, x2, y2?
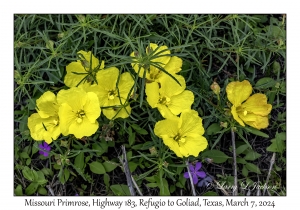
(68, 117, 99, 138)
(179, 110, 205, 136)
(96, 67, 119, 91)
(162, 136, 183, 158)
(231, 105, 245, 127)
(157, 104, 177, 119)
(167, 90, 194, 116)
(77, 50, 100, 70)
(28, 113, 44, 140)
(103, 102, 131, 120)
(148, 43, 171, 66)
(179, 136, 208, 157)
(36, 91, 59, 118)
(145, 82, 160, 108)
(159, 74, 186, 97)
(238, 113, 270, 129)
(164, 56, 182, 74)
(118, 72, 134, 99)
(64, 62, 87, 87)
(226, 80, 252, 106)
(58, 103, 76, 135)
(154, 118, 179, 138)
(83, 92, 101, 123)
(241, 93, 272, 116)
(57, 87, 87, 111)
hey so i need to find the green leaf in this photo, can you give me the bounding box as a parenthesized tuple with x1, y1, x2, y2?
(243, 127, 269, 138)
(206, 123, 222, 135)
(37, 187, 48, 195)
(255, 77, 276, 89)
(92, 142, 108, 156)
(266, 132, 286, 154)
(128, 127, 136, 146)
(26, 158, 31, 165)
(202, 191, 218, 196)
(236, 144, 249, 155)
(20, 151, 30, 159)
(74, 152, 85, 170)
(110, 184, 131, 196)
(245, 162, 261, 174)
(128, 161, 138, 172)
(89, 161, 106, 174)
(131, 124, 148, 135)
(103, 173, 110, 187)
(25, 182, 39, 195)
(59, 168, 70, 184)
(146, 183, 158, 188)
(236, 157, 247, 164)
(102, 161, 118, 173)
(202, 150, 230, 163)
(14, 184, 23, 196)
(244, 151, 262, 161)
(242, 165, 248, 177)
(22, 166, 34, 181)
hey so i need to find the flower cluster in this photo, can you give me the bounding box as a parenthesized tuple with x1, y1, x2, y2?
(28, 51, 134, 144)
(131, 43, 208, 158)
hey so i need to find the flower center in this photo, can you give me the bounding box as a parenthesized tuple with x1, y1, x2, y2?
(159, 96, 171, 105)
(76, 110, 85, 123)
(108, 90, 117, 100)
(236, 106, 249, 116)
(173, 133, 186, 143)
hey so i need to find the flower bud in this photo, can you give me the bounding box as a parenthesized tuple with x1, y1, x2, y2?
(210, 81, 220, 95)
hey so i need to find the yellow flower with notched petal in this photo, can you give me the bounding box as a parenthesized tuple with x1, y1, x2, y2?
(130, 43, 182, 83)
(87, 67, 134, 120)
(64, 50, 104, 87)
(27, 91, 61, 144)
(154, 109, 208, 158)
(146, 74, 194, 118)
(226, 80, 272, 129)
(57, 87, 101, 138)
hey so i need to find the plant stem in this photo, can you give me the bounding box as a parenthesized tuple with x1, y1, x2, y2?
(119, 145, 136, 196)
(185, 159, 196, 196)
(263, 153, 276, 195)
(231, 127, 238, 196)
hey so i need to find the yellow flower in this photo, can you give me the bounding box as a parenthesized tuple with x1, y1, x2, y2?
(146, 74, 194, 118)
(226, 80, 272, 129)
(27, 91, 60, 144)
(130, 43, 182, 83)
(154, 109, 208, 158)
(64, 50, 105, 87)
(87, 67, 134, 120)
(57, 87, 101, 138)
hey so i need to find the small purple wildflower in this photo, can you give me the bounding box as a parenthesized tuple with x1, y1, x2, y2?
(39, 142, 51, 157)
(197, 176, 213, 187)
(75, 193, 79, 196)
(183, 162, 206, 185)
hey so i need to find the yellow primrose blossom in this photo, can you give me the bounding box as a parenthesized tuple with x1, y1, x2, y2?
(64, 50, 105, 87)
(27, 91, 60, 144)
(154, 109, 208, 158)
(146, 74, 194, 118)
(226, 80, 272, 129)
(87, 67, 134, 120)
(57, 87, 101, 138)
(130, 43, 182, 83)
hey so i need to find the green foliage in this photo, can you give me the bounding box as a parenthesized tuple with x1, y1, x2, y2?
(14, 14, 286, 196)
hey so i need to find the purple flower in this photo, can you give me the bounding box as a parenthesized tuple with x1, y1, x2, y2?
(197, 176, 213, 187)
(75, 193, 79, 196)
(39, 142, 51, 157)
(184, 162, 206, 185)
